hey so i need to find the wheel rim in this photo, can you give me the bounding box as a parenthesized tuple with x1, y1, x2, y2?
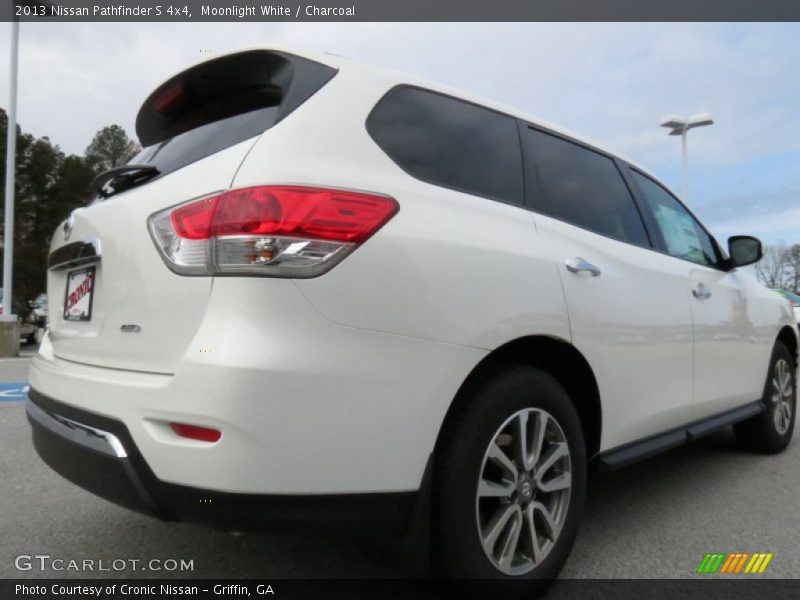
(475, 408, 572, 576)
(772, 358, 794, 436)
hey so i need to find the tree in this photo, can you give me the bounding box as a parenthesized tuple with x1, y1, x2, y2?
(14, 136, 64, 301)
(84, 124, 140, 171)
(754, 242, 800, 292)
(789, 244, 800, 293)
(755, 244, 790, 289)
(0, 108, 99, 302)
(1, 112, 139, 302)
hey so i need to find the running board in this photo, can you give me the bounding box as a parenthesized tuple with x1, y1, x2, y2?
(596, 401, 764, 471)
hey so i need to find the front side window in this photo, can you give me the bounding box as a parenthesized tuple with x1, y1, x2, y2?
(367, 87, 524, 205)
(524, 128, 650, 247)
(630, 170, 718, 267)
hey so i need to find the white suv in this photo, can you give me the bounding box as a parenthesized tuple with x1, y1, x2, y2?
(27, 47, 797, 581)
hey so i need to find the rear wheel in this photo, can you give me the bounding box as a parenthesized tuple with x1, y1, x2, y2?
(734, 342, 796, 453)
(432, 365, 586, 584)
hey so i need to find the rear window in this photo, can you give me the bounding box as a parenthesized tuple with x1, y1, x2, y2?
(366, 86, 523, 206)
(128, 50, 336, 183)
(129, 106, 280, 176)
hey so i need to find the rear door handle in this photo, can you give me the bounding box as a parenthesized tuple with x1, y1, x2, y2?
(692, 283, 712, 300)
(565, 257, 601, 277)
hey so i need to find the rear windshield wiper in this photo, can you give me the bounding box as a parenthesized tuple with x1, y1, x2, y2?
(91, 164, 160, 200)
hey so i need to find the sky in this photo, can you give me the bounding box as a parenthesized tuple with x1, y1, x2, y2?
(0, 22, 797, 245)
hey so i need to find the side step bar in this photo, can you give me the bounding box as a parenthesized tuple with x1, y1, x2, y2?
(596, 401, 764, 471)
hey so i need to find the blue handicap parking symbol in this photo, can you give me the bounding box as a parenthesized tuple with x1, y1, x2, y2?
(0, 382, 29, 402)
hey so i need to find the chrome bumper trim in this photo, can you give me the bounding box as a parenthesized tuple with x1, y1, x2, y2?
(26, 397, 127, 458)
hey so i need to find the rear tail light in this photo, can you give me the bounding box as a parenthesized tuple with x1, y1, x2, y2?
(149, 186, 398, 277)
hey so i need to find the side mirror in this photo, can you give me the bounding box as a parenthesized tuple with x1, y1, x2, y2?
(728, 235, 763, 268)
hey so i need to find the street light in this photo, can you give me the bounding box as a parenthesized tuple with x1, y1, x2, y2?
(1, 2, 51, 356)
(2, 17, 19, 327)
(660, 113, 714, 202)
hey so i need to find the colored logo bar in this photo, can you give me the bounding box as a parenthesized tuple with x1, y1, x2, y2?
(696, 552, 773, 574)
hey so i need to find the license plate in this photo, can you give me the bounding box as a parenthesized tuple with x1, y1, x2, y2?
(63, 267, 95, 322)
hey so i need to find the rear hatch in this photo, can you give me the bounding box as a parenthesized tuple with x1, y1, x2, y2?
(46, 50, 336, 373)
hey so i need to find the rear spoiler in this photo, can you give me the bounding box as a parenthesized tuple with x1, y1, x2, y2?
(135, 50, 337, 147)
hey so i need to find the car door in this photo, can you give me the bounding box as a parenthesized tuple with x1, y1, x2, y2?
(627, 169, 765, 416)
(520, 125, 696, 449)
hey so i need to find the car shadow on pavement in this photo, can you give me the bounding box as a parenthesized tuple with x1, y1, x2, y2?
(561, 420, 800, 579)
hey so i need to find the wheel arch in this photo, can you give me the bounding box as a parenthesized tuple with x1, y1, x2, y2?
(777, 325, 798, 366)
(435, 335, 603, 460)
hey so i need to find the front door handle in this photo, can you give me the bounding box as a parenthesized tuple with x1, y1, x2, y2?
(565, 257, 601, 277)
(692, 283, 712, 300)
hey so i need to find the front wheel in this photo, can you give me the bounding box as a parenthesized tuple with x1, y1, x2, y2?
(432, 365, 587, 584)
(734, 341, 796, 453)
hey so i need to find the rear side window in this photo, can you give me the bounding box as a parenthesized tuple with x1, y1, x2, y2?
(367, 87, 523, 205)
(129, 51, 336, 184)
(523, 127, 650, 247)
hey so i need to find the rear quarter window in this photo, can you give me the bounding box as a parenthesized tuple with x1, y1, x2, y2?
(366, 86, 524, 206)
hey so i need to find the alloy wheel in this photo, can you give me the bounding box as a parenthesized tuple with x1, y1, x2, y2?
(772, 358, 794, 435)
(475, 408, 572, 576)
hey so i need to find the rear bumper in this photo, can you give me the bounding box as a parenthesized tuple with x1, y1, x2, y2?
(27, 388, 419, 536)
(30, 280, 486, 495)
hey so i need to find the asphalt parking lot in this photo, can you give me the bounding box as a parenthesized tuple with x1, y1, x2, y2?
(1, 348, 798, 582)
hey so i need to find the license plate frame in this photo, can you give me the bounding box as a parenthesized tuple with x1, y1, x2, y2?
(63, 266, 95, 322)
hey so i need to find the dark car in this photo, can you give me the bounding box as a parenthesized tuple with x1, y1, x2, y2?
(0, 288, 38, 345)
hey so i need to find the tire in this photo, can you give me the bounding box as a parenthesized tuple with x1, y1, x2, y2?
(432, 364, 587, 586)
(734, 341, 796, 453)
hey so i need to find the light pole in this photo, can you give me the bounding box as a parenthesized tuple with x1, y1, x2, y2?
(0, 17, 21, 356)
(3, 18, 19, 326)
(660, 113, 714, 202)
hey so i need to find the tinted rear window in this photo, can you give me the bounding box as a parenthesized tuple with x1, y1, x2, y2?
(367, 86, 523, 206)
(129, 105, 280, 177)
(524, 127, 650, 247)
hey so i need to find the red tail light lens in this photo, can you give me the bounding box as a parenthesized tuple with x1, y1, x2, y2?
(170, 422, 222, 443)
(149, 185, 398, 277)
(170, 195, 218, 240)
(210, 186, 397, 243)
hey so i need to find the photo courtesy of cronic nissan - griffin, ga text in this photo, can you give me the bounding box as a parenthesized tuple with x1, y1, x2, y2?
(26, 47, 798, 582)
